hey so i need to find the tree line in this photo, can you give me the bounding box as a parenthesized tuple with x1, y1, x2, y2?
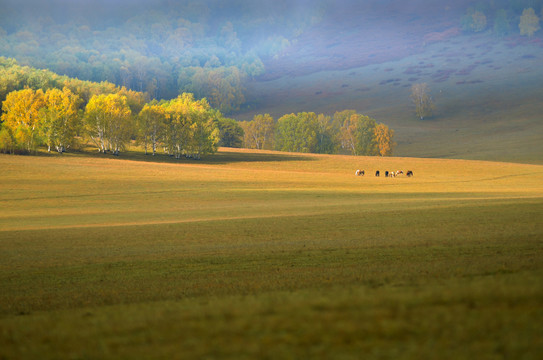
(241, 110, 395, 156)
(0, 87, 230, 159)
(461, 1, 542, 37)
(1, 59, 396, 158)
(0, 57, 240, 157)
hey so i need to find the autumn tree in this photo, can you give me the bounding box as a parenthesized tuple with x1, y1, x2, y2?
(163, 94, 198, 159)
(410, 83, 434, 120)
(84, 93, 133, 155)
(39, 87, 80, 152)
(1, 88, 44, 153)
(242, 113, 275, 150)
(339, 113, 378, 156)
(519, 8, 540, 37)
(0, 126, 16, 154)
(162, 93, 220, 159)
(138, 101, 166, 155)
(374, 123, 395, 156)
(185, 108, 220, 159)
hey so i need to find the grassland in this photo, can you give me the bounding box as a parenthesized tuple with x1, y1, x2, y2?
(1, 149, 542, 359)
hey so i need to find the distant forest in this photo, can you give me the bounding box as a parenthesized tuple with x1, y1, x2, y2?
(0, 58, 395, 157)
(1, 0, 541, 114)
(0, 0, 325, 113)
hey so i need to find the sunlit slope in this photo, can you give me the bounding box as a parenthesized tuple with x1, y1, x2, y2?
(1, 148, 542, 232)
(1, 149, 542, 358)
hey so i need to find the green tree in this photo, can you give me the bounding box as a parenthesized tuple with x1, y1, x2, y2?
(333, 110, 357, 151)
(216, 117, 244, 148)
(315, 113, 337, 154)
(519, 8, 540, 37)
(339, 113, 378, 156)
(275, 112, 319, 153)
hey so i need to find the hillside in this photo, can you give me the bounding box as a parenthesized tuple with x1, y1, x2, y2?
(234, 3, 543, 164)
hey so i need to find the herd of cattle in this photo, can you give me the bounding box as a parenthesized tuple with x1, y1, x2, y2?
(355, 169, 413, 177)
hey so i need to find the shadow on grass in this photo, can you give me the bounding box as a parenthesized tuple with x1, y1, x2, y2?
(53, 147, 315, 165)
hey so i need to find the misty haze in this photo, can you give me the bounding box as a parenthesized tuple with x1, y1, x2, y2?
(1, 0, 542, 162)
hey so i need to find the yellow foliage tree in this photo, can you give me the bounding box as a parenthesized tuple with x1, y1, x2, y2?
(242, 113, 275, 150)
(84, 93, 133, 155)
(138, 102, 166, 156)
(39, 87, 80, 152)
(1, 88, 44, 152)
(374, 123, 395, 157)
(162, 93, 220, 159)
(519, 8, 540, 37)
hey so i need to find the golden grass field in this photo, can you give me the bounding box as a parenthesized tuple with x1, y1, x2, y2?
(1, 148, 542, 359)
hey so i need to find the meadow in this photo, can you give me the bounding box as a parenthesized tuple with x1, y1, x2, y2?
(1, 148, 542, 359)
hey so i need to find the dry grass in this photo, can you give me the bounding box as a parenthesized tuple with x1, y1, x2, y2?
(0, 150, 542, 359)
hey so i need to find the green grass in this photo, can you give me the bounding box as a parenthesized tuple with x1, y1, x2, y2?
(1, 149, 542, 359)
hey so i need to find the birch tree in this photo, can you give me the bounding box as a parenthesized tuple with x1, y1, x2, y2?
(162, 93, 219, 159)
(340, 113, 378, 156)
(39, 87, 80, 152)
(84, 93, 133, 155)
(0, 88, 44, 153)
(410, 83, 434, 120)
(242, 113, 274, 150)
(138, 102, 166, 155)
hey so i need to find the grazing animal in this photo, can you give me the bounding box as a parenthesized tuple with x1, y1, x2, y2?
(385, 171, 389, 177)
(375, 170, 380, 177)
(396, 170, 403, 176)
(355, 169, 364, 176)
(406, 170, 413, 177)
